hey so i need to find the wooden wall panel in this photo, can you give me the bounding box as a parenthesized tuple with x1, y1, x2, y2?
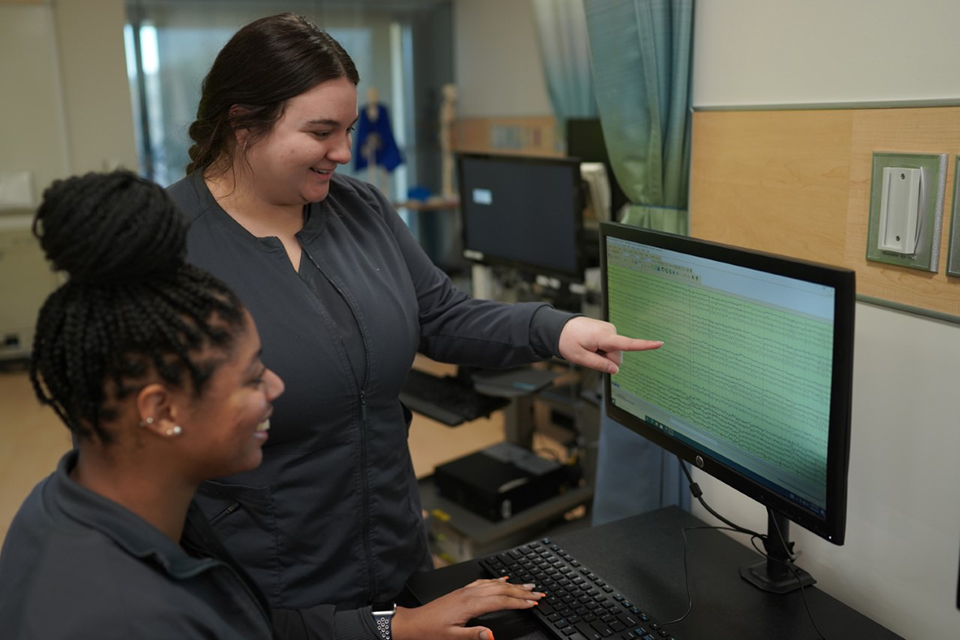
(455, 116, 562, 157)
(690, 106, 960, 316)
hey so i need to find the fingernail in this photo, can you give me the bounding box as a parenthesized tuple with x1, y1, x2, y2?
(484, 631, 495, 640)
(521, 583, 536, 590)
(527, 600, 539, 605)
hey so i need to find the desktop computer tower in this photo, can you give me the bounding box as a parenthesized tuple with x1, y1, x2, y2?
(434, 441, 571, 523)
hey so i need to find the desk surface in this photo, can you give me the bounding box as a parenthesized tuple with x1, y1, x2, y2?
(405, 506, 902, 640)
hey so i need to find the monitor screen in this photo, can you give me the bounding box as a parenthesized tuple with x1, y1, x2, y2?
(601, 222, 854, 544)
(457, 153, 584, 280)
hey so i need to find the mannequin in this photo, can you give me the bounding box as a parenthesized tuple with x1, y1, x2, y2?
(354, 86, 403, 194)
(439, 83, 458, 199)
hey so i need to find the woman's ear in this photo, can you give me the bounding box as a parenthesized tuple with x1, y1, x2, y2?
(228, 105, 251, 150)
(136, 383, 185, 439)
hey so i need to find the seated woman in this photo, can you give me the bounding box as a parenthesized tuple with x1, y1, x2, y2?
(0, 171, 542, 640)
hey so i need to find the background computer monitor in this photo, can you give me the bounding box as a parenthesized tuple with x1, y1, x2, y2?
(601, 222, 855, 592)
(457, 152, 585, 280)
(566, 118, 629, 217)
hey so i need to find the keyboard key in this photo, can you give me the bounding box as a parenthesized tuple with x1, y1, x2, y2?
(589, 620, 614, 637)
(575, 621, 603, 640)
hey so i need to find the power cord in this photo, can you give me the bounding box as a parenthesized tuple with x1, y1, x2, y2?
(659, 524, 738, 625)
(665, 456, 828, 639)
(748, 536, 828, 640)
(678, 457, 767, 541)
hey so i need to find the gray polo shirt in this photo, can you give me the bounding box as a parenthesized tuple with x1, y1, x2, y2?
(0, 451, 275, 639)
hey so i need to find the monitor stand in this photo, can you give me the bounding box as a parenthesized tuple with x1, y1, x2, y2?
(740, 509, 816, 594)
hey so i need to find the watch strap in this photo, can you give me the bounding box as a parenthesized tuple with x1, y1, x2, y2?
(371, 602, 396, 640)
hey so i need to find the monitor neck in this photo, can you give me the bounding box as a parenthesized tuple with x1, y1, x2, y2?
(739, 509, 817, 594)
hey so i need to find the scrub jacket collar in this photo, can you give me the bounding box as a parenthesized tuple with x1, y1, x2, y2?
(50, 450, 223, 580)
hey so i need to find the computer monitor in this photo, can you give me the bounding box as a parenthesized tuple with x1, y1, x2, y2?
(566, 118, 629, 217)
(601, 222, 855, 593)
(457, 152, 585, 281)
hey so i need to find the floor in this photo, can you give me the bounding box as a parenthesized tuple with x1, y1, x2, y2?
(0, 365, 75, 544)
(0, 355, 516, 546)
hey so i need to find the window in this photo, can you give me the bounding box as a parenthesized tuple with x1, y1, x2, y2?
(123, 0, 451, 203)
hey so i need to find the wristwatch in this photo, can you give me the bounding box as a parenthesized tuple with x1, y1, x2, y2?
(371, 602, 396, 640)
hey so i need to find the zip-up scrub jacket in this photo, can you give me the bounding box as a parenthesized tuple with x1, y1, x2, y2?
(0, 451, 275, 640)
(168, 172, 575, 634)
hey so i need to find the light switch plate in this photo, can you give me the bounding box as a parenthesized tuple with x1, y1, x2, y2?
(877, 166, 921, 254)
(946, 157, 960, 277)
(866, 152, 947, 272)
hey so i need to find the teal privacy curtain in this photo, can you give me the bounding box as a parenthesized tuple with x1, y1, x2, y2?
(584, 0, 693, 232)
(531, 0, 598, 128)
(583, 0, 695, 525)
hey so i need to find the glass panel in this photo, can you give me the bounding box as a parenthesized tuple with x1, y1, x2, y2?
(123, 1, 451, 198)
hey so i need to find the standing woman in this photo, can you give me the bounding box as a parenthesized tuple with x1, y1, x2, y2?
(168, 12, 662, 637)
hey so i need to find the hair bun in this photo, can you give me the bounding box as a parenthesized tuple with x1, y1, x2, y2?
(34, 170, 187, 285)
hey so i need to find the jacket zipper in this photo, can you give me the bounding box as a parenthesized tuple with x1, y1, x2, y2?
(208, 501, 240, 525)
(301, 245, 378, 600)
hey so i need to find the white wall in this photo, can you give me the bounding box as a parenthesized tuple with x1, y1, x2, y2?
(53, 0, 138, 176)
(0, 0, 137, 205)
(689, 2, 960, 638)
(0, 4, 70, 206)
(693, 0, 960, 107)
(453, 0, 550, 117)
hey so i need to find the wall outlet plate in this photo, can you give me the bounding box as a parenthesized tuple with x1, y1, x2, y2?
(866, 152, 947, 272)
(946, 157, 960, 277)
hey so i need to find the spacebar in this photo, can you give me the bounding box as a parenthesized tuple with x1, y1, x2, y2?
(398, 393, 465, 426)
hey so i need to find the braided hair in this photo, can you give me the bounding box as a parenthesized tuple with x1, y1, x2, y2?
(30, 170, 246, 445)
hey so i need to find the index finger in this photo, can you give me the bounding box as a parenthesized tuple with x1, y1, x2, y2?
(597, 336, 663, 352)
(469, 581, 545, 599)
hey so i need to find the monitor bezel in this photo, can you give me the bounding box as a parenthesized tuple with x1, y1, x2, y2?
(456, 152, 586, 281)
(600, 222, 855, 544)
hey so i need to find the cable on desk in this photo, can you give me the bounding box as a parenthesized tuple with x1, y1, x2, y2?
(748, 536, 828, 640)
(670, 456, 829, 640)
(660, 524, 738, 625)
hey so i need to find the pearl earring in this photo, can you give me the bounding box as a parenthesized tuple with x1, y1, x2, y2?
(166, 426, 183, 437)
(139, 417, 154, 428)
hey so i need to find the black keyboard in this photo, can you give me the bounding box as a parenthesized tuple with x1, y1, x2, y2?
(479, 538, 677, 640)
(400, 369, 510, 426)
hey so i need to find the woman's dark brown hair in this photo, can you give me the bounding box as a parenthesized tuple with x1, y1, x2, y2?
(186, 13, 360, 175)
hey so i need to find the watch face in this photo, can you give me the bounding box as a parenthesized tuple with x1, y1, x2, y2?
(372, 602, 396, 616)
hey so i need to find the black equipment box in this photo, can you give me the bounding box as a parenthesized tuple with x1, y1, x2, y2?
(434, 442, 570, 522)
